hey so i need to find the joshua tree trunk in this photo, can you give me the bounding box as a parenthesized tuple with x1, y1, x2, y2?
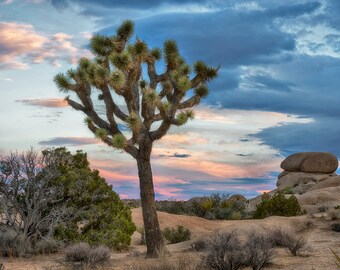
(137, 142, 165, 257)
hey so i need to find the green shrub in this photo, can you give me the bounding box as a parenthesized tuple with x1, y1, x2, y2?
(253, 192, 303, 219)
(283, 186, 294, 194)
(162, 225, 191, 244)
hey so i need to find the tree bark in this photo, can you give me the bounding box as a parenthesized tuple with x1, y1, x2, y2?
(137, 143, 165, 258)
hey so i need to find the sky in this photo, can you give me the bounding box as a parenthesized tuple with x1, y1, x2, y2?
(1, 0, 340, 200)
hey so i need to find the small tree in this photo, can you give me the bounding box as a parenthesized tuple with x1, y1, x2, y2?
(0, 148, 135, 254)
(54, 20, 218, 257)
(253, 192, 302, 219)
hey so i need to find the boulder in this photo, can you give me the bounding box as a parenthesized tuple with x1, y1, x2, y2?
(301, 152, 338, 173)
(228, 194, 247, 203)
(281, 152, 338, 173)
(281, 152, 310, 172)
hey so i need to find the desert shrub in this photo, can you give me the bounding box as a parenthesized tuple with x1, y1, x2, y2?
(330, 248, 340, 269)
(156, 200, 189, 215)
(204, 231, 244, 270)
(283, 186, 293, 194)
(162, 226, 191, 244)
(269, 228, 309, 256)
(335, 205, 340, 210)
(318, 205, 328, 213)
(136, 226, 146, 245)
(203, 230, 275, 270)
(230, 211, 242, 220)
(331, 223, 340, 232)
(253, 192, 303, 219)
(212, 207, 233, 220)
(65, 242, 110, 266)
(244, 234, 275, 270)
(33, 237, 62, 254)
(0, 229, 31, 257)
(191, 239, 207, 251)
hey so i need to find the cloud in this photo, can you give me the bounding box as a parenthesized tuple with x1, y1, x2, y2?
(0, 22, 87, 69)
(17, 98, 68, 108)
(216, 55, 340, 118)
(50, 0, 222, 10)
(253, 117, 340, 157)
(39, 137, 99, 146)
(159, 152, 191, 159)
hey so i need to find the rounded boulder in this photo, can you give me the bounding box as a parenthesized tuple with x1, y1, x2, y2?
(281, 152, 338, 174)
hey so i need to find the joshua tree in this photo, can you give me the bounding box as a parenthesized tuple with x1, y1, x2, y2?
(54, 20, 218, 257)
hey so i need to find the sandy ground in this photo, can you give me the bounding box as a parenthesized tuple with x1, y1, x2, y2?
(2, 208, 340, 270)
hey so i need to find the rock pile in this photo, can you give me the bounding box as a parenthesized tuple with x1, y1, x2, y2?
(277, 152, 339, 195)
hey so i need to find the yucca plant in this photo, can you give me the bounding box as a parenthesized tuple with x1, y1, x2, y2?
(54, 19, 218, 258)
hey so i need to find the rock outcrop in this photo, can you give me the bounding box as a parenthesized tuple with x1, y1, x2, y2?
(280, 152, 338, 174)
(247, 152, 340, 214)
(276, 152, 340, 213)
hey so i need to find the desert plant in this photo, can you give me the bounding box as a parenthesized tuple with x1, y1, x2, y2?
(244, 234, 275, 270)
(33, 237, 62, 254)
(283, 186, 294, 194)
(330, 248, 340, 269)
(65, 242, 110, 266)
(0, 229, 32, 257)
(191, 239, 207, 251)
(0, 148, 135, 254)
(269, 227, 309, 256)
(331, 223, 340, 232)
(137, 226, 146, 245)
(203, 230, 276, 270)
(162, 226, 191, 244)
(203, 231, 245, 270)
(54, 19, 218, 258)
(253, 192, 302, 219)
(318, 205, 328, 213)
(0, 263, 4, 270)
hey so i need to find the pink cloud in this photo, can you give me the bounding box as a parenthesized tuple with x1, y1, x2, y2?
(0, 22, 89, 69)
(17, 98, 68, 108)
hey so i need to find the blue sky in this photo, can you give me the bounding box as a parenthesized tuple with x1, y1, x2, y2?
(1, 0, 339, 199)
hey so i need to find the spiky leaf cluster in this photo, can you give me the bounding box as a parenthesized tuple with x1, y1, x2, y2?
(195, 85, 209, 98)
(116, 20, 134, 41)
(90, 35, 115, 57)
(150, 48, 162, 61)
(126, 112, 142, 132)
(164, 40, 180, 69)
(177, 76, 192, 93)
(110, 52, 132, 71)
(194, 61, 218, 82)
(112, 134, 127, 149)
(54, 73, 72, 92)
(129, 39, 149, 62)
(144, 89, 159, 106)
(95, 128, 108, 140)
(110, 70, 126, 91)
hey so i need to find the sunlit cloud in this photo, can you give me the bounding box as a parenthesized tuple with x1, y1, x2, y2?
(39, 136, 99, 146)
(17, 98, 68, 108)
(0, 22, 88, 69)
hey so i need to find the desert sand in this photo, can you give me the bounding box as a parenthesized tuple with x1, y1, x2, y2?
(2, 206, 339, 270)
